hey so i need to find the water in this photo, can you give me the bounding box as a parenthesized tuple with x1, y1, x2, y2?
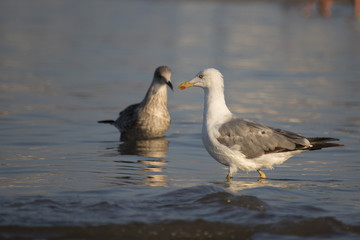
(1, 0, 360, 239)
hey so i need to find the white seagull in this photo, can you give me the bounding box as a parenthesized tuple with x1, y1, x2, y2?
(98, 66, 173, 141)
(178, 68, 342, 180)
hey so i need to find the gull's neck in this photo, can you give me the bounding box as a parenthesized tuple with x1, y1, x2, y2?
(141, 81, 168, 111)
(203, 86, 232, 128)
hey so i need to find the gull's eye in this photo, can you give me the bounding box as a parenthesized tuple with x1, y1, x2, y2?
(198, 74, 204, 79)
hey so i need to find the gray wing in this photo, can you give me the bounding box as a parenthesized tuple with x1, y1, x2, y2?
(115, 103, 140, 132)
(217, 117, 310, 158)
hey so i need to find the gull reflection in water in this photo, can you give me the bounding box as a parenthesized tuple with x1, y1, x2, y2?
(117, 137, 169, 158)
(114, 137, 169, 187)
(218, 177, 298, 194)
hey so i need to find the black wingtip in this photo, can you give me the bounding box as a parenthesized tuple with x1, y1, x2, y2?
(307, 137, 344, 150)
(98, 120, 115, 124)
(309, 142, 344, 150)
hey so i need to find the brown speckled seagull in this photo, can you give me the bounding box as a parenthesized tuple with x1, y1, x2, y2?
(98, 66, 173, 141)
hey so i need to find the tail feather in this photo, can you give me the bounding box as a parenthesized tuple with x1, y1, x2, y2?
(98, 120, 115, 124)
(307, 137, 343, 150)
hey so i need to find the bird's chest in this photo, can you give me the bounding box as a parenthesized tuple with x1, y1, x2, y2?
(137, 108, 170, 129)
(202, 124, 231, 166)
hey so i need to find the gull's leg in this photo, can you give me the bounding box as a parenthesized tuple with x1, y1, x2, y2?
(226, 165, 237, 181)
(257, 169, 266, 179)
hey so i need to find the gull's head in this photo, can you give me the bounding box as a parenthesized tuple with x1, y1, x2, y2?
(178, 68, 223, 91)
(154, 66, 173, 91)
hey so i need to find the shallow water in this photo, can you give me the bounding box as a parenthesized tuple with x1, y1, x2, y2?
(1, 0, 360, 239)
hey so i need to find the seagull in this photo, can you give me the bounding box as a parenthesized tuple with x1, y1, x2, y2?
(178, 68, 342, 180)
(98, 66, 173, 141)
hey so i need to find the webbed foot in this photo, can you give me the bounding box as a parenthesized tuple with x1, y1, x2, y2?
(257, 169, 266, 179)
(226, 173, 232, 181)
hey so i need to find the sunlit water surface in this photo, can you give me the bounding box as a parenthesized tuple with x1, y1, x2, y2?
(1, 0, 360, 239)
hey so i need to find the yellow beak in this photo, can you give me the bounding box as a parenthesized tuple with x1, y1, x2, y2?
(178, 81, 195, 90)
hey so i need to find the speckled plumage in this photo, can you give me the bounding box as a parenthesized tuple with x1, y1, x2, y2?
(98, 66, 173, 141)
